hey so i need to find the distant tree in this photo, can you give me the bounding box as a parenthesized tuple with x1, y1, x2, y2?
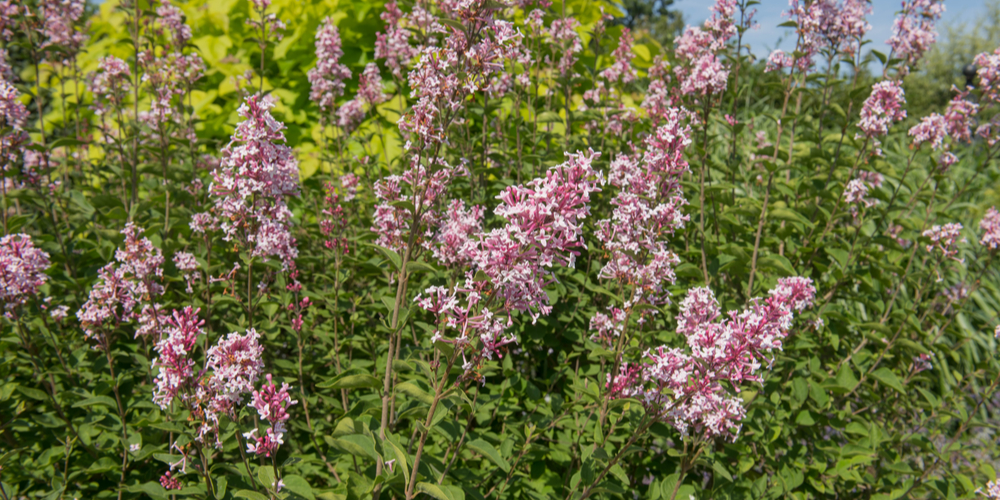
(613, 0, 684, 49)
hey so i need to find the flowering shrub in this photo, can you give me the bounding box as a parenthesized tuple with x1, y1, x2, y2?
(2, 0, 1000, 499)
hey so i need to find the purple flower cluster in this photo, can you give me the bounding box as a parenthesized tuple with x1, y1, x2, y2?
(624, 278, 816, 440)
(308, 17, 352, 114)
(673, 0, 738, 96)
(152, 307, 204, 409)
(887, 0, 944, 75)
(980, 207, 1000, 250)
(244, 374, 297, 457)
(594, 107, 692, 313)
(209, 95, 300, 269)
(922, 223, 966, 262)
(0, 234, 50, 312)
(77, 223, 165, 340)
(856, 81, 907, 155)
(416, 150, 604, 373)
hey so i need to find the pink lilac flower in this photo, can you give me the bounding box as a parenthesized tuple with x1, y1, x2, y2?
(89, 56, 132, 116)
(190, 212, 218, 234)
(844, 178, 875, 213)
(340, 172, 359, 202)
(160, 471, 181, 490)
(922, 223, 966, 262)
(336, 99, 365, 133)
(151, 307, 205, 409)
(0, 78, 27, 129)
(765, 50, 794, 73)
(980, 207, 1000, 250)
(209, 95, 300, 269)
(430, 199, 483, 267)
(944, 91, 978, 142)
(912, 353, 934, 373)
(40, 0, 87, 52)
(416, 151, 604, 375)
(173, 251, 198, 293)
(938, 151, 958, 171)
(206, 329, 265, 407)
(308, 17, 352, 113)
(887, 0, 944, 76)
(50, 305, 69, 320)
(995, 325, 1000, 340)
(632, 278, 817, 440)
(978, 47, 1000, 104)
(908, 113, 948, 150)
(320, 182, 349, 254)
(856, 81, 906, 155)
(590, 307, 627, 345)
(375, 2, 417, 79)
(0, 234, 50, 311)
(673, 0, 740, 95)
(359, 63, 388, 107)
(599, 28, 637, 84)
(784, 0, 872, 70)
(77, 223, 165, 339)
(548, 18, 582, 77)
(244, 373, 297, 457)
(596, 108, 691, 308)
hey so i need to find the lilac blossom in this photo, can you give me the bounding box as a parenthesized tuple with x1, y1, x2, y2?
(922, 223, 966, 262)
(633, 278, 816, 440)
(244, 374, 297, 457)
(887, 0, 944, 75)
(0, 234, 50, 311)
(77, 223, 165, 339)
(151, 307, 204, 409)
(980, 207, 1000, 250)
(908, 113, 948, 150)
(209, 95, 300, 269)
(856, 81, 906, 155)
(308, 17, 352, 113)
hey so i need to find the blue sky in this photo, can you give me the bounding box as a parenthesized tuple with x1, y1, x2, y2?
(673, 0, 988, 59)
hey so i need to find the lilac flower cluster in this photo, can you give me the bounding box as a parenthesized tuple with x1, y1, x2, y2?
(922, 223, 966, 262)
(980, 207, 1000, 250)
(416, 150, 604, 373)
(77, 223, 165, 340)
(594, 107, 692, 317)
(209, 95, 300, 269)
(856, 81, 907, 155)
(673, 0, 738, 97)
(887, 0, 944, 76)
(623, 278, 816, 440)
(307, 17, 352, 114)
(0, 234, 50, 313)
(244, 374, 297, 457)
(152, 307, 204, 409)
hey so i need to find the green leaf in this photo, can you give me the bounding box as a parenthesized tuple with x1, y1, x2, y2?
(72, 396, 118, 409)
(836, 364, 859, 392)
(712, 460, 734, 482)
(328, 434, 379, 461)
(281, 474, 315, 500)
(233, 490, 268, 500)
(871, 368, 905, 394)
(417, 482, 452, 500)
(322, 374, 381, 390)
(795, 410, 816, 426)
(406, 260, 438, 274)
(396, 380, 435, 405)
(368, 244, 402, 270)
(257, 466, 276, 491)
(467, 438, 510, 473)
(609, 464, 630, 485)
(383, 438, 411, 487)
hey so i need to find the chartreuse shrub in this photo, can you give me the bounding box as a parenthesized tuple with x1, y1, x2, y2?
(2, 0, 1000, 499)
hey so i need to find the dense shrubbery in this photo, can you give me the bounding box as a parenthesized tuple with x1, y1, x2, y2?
(2, 0, 1000, 499)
